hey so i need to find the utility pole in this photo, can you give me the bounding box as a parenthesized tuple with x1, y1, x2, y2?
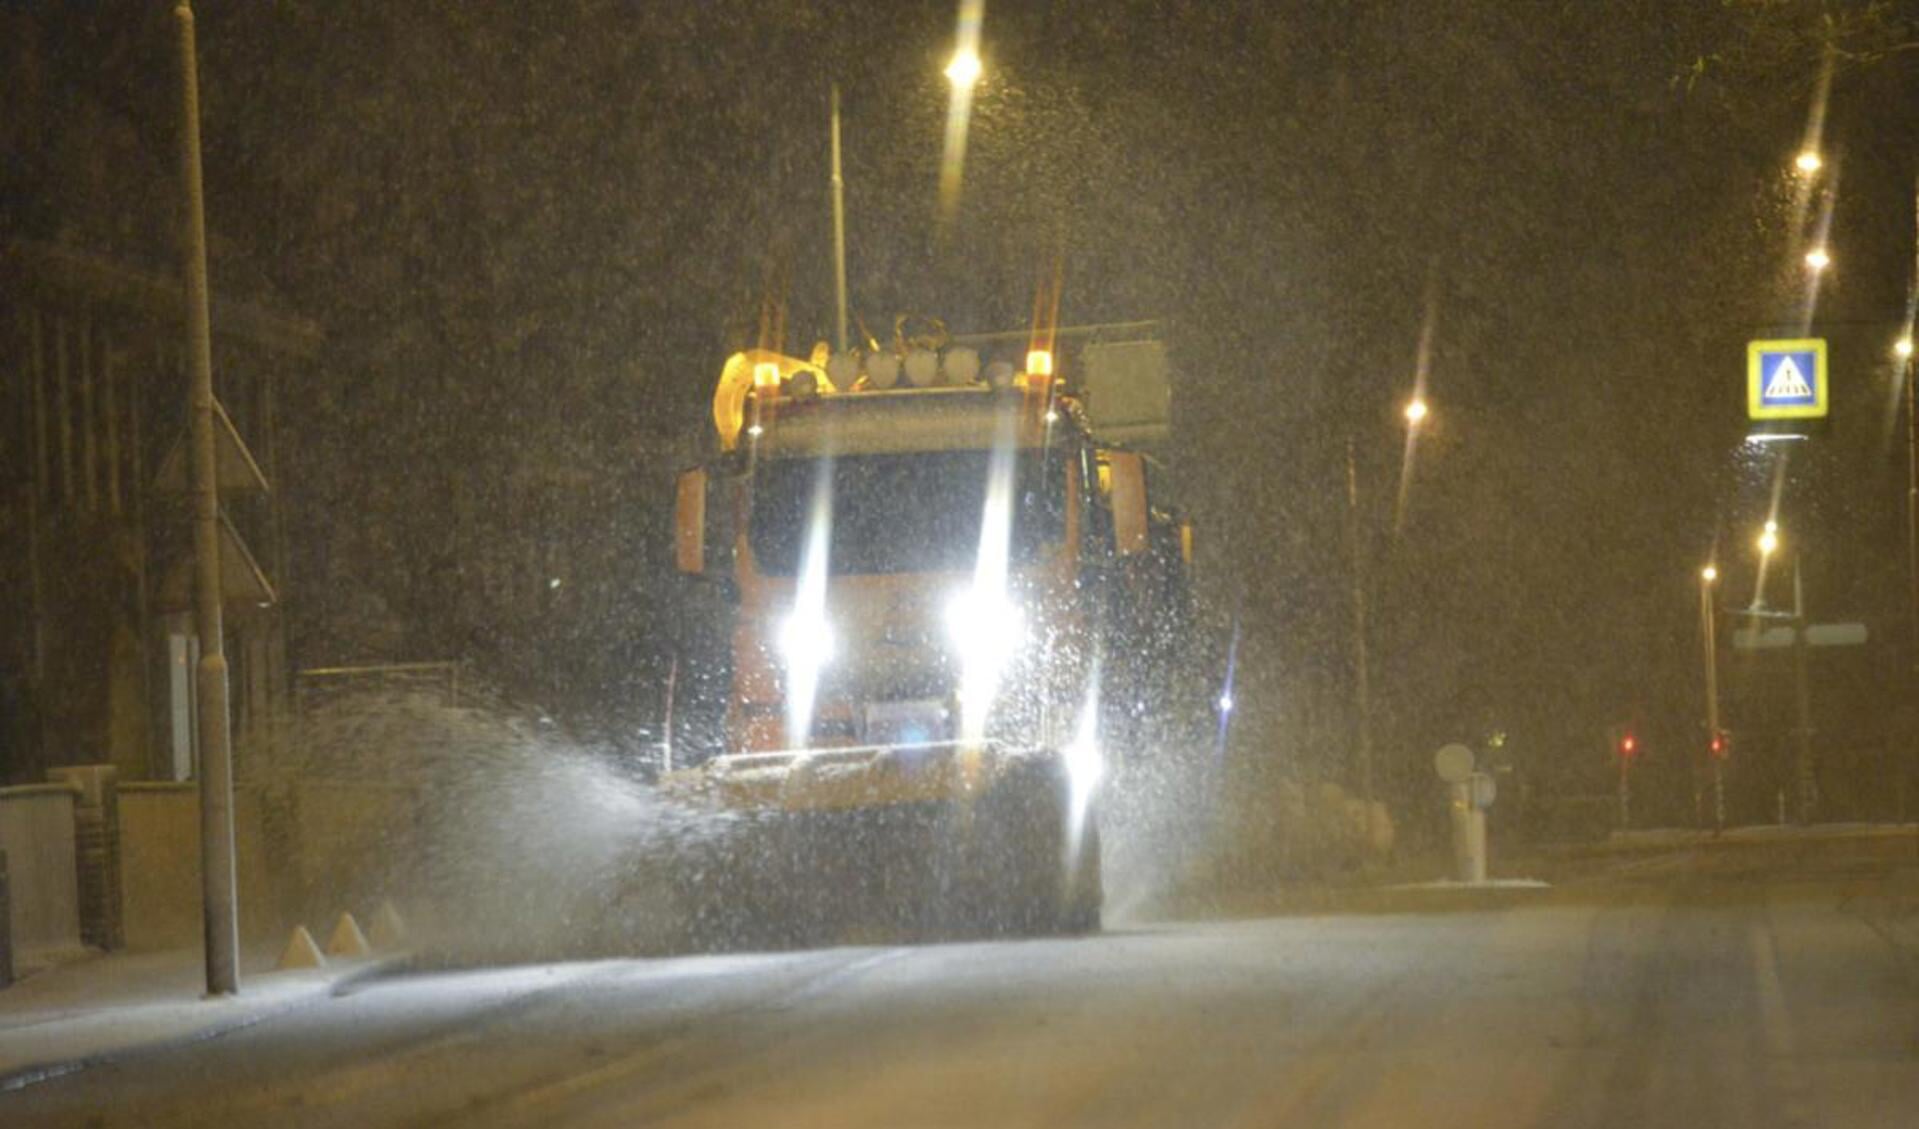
(176, 0, 239, 996)
(1344, 436, 1376, 807)
(829, 84, 849, 354)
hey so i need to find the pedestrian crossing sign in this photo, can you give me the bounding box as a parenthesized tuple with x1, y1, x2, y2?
(1748, 338, 1828, 420)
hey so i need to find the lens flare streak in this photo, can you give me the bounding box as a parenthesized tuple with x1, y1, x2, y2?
(783, 460, 835, 747)
(1064, 669, 1103, 863)
(937, 0, 987, 229)
(958, 408, 1019, 744)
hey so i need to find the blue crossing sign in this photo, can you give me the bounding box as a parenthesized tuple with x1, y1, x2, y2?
(1747, 338, 1828, 420)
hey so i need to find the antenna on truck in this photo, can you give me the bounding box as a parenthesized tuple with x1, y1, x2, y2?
(830, 84, 850, 354)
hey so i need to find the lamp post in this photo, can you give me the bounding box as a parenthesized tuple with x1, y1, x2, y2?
(1344, 436, 1375, 809)
(1900, 333, 1918, 767)
(1749, 521, 1815, 823)
(1344, 396, 1428, 808)
(1790, 547, 1817, 824)
(937, 3, 986, 230)
(1902, 333, 1919, 816)
(174, 0, 239, 997)
(1700, 565, 1725, 830)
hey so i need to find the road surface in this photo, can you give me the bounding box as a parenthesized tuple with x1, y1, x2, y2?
(9, 833, 1919, 1127)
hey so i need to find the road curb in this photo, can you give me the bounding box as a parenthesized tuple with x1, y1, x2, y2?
(0, 953, 412, 1094)
(1151, 880, 1559, 921)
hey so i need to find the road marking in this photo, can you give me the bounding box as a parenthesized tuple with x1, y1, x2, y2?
(1750, 914, 1822, 1128)
(478, 946, 917, 1123)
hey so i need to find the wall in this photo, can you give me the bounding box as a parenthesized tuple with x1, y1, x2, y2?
(0, 783, 81, 960)
(3, 772, 421, 957)
(118, 782, 275, 951)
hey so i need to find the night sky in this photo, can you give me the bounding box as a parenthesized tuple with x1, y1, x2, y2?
(7, 1, 1917, 818)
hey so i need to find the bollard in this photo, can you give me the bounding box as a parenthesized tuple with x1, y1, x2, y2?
(1449, 781, 1487, 884)
(325, 912, 371, 959)
(1435, 745, 1489, 884)
(277, 925, 326, 971)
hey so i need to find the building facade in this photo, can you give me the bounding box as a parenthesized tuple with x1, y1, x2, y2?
(1, 238, 318, 785)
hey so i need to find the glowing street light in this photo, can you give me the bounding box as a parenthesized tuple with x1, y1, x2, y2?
(1896, 336, 1915, 361)
(944, 47, 982, 88)
(1804, 247, 1832, 272)
(1403, 397, 1429, 426)
(937, 0, 987, 228)
(1794, 150, 1823, 174)
(1701, 565, 1718, 583)
(1758, 521, 1780, 557)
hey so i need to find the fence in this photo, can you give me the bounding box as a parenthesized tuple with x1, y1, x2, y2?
(4, 753, 431, 973)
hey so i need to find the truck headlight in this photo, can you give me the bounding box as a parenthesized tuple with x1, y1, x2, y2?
(777, 613, 836, 669)
(944, 588, 1025, 671)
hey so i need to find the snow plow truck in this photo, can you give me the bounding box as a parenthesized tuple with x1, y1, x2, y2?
(665, 319, 1193, 945)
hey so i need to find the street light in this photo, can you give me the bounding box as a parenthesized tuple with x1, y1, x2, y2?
(1794, 150, 1823, 174)
(1758, 520, 1780, 557)
(937, 0, 986, 229)
(944, 47, 982, 88)
(1701, 564, 1718, 582)
(1805, 247, 1832, 272)
(1896, 336, 1915, 361)
(1403, 397, 1429, 426)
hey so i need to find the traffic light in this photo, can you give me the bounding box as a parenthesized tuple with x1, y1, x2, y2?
(1618, 732, 1638, 759)
(1709, 730, 1730, 759)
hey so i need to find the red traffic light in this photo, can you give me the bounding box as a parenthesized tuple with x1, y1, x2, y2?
(1619, 733, 1638, 758)
(1709, 731, 1729, 759)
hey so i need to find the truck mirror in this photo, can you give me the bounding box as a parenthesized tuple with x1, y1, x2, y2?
(1107, 451, 1149, 556)
(675, 467, 708, 574)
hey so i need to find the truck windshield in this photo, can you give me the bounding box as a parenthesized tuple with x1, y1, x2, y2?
(747, 449, 1067, 576)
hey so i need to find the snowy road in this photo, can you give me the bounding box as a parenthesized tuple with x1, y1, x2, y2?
(11, 834, 1919, 1127)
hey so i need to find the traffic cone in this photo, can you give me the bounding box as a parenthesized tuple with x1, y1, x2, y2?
(277, 925, 326, 970)
(325, 911, 372, 959)
(368, 899, 408, 951)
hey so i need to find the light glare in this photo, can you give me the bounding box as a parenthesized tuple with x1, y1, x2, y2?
(1404, 398, 1429, 425)
(1794, 151, 1823, 174)
(944, 48, 982, 87)
(777, 614, 835, 668)
(1804, 247, 1831, 271)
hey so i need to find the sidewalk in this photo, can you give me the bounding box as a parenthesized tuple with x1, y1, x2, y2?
(0, 945, 397, 1089)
